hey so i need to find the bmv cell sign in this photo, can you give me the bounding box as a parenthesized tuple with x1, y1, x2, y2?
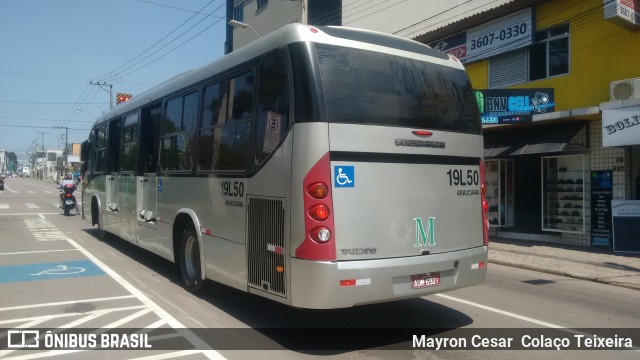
(475, 88, 555, 124)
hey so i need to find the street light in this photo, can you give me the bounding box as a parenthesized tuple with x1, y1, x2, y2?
(228, 19, 261, 38)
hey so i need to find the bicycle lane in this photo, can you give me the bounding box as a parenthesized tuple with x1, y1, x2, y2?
(0, 213, 224, 359)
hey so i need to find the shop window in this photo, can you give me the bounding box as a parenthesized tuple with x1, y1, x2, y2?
(257, 0, 268, 11)
(485, 159, 515, 227)
(542, 155, 589, 234)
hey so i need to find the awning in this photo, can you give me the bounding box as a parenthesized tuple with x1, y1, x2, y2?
(484, 122, 588, 157)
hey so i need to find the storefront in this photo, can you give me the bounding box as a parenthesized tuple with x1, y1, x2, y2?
(484, 119, 591, 242)
(600, 99, 640, 253)
(482, 97, 640, 251)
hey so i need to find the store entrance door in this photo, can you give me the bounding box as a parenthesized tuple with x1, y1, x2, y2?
(513, 155, 542, 233)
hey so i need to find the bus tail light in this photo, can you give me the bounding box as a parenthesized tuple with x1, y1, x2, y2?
(480, 160, 489, 246)
(296, 153, 336, 261)
(307, 182, 328, 199)
(310, 227, 331, 243)
(309, 204, 330, 221)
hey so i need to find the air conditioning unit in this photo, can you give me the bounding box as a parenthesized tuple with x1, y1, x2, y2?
(610, 78, 640, 101)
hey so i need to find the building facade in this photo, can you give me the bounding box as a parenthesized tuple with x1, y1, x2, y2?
(227, 0, 640, 249)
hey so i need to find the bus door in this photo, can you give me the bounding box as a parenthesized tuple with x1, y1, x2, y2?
(116, 112, 140, 242)
(136, 104, 161, 250)
(105, 118, 122, 231)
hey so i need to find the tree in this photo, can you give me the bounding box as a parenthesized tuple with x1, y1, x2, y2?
(6, 152, 17, 172)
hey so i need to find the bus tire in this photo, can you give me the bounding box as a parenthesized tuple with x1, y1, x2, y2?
(179, 224, 207, 294)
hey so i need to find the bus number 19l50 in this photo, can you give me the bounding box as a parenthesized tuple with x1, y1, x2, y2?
(447, 169, 479, 186)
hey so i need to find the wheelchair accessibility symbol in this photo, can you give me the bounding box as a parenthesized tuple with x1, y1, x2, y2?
(334, 166, 355, 188)
(30, 265, 86, 276)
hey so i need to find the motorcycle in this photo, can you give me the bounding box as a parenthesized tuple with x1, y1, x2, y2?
(61, 183, 78, 216)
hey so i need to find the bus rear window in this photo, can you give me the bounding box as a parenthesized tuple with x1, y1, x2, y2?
(316, 44, 481, 134)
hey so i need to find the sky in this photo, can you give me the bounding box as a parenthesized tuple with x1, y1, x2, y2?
(0, 0, 227, 163)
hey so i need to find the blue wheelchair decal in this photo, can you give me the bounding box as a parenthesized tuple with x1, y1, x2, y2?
(334, 166, 355, 188)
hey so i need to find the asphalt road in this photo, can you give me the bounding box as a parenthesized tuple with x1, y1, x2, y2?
(0, 177, 638, 360)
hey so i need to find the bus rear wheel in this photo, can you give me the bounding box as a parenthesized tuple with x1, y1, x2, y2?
(179, 225, 207, 294)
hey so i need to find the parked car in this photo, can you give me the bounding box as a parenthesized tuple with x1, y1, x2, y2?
(0, 175, 4, 190)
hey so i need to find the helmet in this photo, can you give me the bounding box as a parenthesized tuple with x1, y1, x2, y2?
(65, 174, 72, 180)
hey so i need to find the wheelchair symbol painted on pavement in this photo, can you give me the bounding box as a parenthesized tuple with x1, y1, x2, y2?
(334, 166, 355, 188)
(30, 265, 86, 276)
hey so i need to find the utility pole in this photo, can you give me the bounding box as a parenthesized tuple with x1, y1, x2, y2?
(37, 131, 45, 180)
(54, 126, 68, 177)
(90, 81, 114, 110)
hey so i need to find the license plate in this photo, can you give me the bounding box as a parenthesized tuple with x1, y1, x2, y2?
(65, 200, 74, 205)
(411, 272, 440, 289)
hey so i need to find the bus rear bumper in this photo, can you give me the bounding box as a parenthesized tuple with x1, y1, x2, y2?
(289, 246, 488, 309)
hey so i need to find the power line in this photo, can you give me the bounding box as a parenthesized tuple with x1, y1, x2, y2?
(0, 124, 90, 131)
(95, 0, 221, 82)
(107, 3, 226, 82)
(0, 116, 91, 123)
(137, 0, 223, 17)
(0, 100, 107, 105)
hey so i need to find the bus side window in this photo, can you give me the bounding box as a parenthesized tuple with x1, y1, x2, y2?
(94, 125, 107, 173)
(207, 72, 253, 171)
(198, 81, 226, 171)
(161, 92, 198, 172)
(255, 53, 289, 164)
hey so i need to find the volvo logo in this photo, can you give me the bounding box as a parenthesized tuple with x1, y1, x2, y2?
(341, 248, 377, 256)
(395, 139, 445, 148)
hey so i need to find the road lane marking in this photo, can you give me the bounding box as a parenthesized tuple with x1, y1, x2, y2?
(0, 249, 79, 256)
(0, 305, 147, 325)
(435, 293, 562, 328)
(0, 213, 58, 216)
(0, 295, 136, 312)
(0, 260, 104, 284)
(435, 293, 640, 352)
(25, 203, 39, 209)
(0, 204, 8, 209)
(63, 237, 225, 359)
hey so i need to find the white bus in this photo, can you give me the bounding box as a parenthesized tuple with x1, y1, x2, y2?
(81, 24, 488, 309)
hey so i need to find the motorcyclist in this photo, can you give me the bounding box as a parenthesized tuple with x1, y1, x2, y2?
(59, 174, 79, 213)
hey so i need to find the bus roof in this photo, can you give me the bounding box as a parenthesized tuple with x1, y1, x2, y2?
(91, 23, 462, 126)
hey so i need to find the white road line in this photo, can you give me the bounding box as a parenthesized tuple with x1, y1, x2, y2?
(0, 305, 147, 325)
(64, 235, 224, 359)
(435, 293, 563, 328)
(28, 191, 35, 194)
(130, 350, 205, 360)
(0, 213, 58, 216)
(0, 295, 136, 312)
(25, 203, 39, 209)
(4, 186, 18, 193)
(435, 293, 640, 352)
(0, 204, 8, 209)
(0, 249, 79, 256)
(100, 308, 153, 329)
(44, 191, 52, 194)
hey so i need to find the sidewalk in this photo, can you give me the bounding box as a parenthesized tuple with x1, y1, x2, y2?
(488, 237, 640, 291)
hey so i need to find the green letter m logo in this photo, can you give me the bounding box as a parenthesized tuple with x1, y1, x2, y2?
(414, 217, 436, 247)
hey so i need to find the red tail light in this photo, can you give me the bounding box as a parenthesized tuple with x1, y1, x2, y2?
(480, 160, 489, 246)
(65, 193, 72, 198)
(309, 204, 330, 221)
(296, 153, 336, 261)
